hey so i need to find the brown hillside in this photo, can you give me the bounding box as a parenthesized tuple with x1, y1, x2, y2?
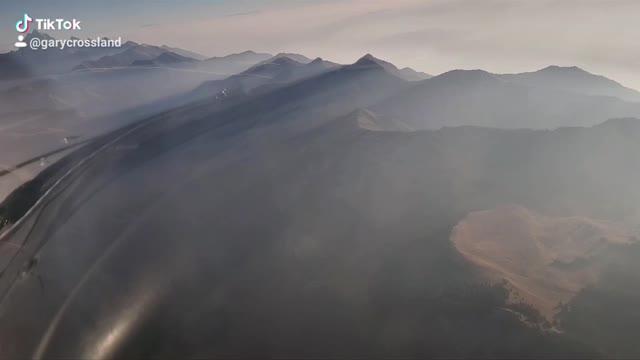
(451, 205, 631, 319)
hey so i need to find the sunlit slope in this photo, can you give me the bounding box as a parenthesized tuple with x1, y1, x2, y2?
(452, 205, 633, 319)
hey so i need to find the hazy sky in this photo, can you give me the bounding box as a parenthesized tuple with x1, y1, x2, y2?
(1, 0, 639, 89)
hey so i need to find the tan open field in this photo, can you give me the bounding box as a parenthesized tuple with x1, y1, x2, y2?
(451, 205, 632, 320)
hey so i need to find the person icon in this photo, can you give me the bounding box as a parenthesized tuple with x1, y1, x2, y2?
(15, 35, 27, 48)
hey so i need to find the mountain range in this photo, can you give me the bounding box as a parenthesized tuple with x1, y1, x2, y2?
(2, 30, 640, 358)
(191, 55, 339, 99)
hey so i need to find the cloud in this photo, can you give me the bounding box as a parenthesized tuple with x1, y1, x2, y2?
(221, 10, 262, 18)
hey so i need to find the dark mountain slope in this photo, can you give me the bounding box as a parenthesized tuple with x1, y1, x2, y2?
(3, 97, 627, 359)
(3, 48, 640, 358)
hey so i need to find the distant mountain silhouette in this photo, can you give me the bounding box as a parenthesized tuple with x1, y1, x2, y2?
(309, 56, 340, 68)
(397, 67, 432, 81)
(154, 51, 197, 64)
(372, 68, 640, 129)
(74, 44, 195, 70)
(261, 52, 314, 64)
(350, 54, 431, 81)
(351, 53, 397, 71)
(131, 51, 198, 66)
(191, 56, 338, 99)
(160, 45, 207, 60)
(195, 50, 274, 75)
(500, 65, 640, 102)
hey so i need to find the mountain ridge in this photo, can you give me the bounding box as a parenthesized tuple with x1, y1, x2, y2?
(370, 67, 640, 129)
(499, 65, 640, 102)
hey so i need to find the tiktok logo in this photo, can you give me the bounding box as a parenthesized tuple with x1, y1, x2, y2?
(16, 13, 32, 33)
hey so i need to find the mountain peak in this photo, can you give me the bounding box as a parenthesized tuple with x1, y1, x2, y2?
(352, 54, 397, 71)
(123, 40, 138, 47)
(271, 56, 300, 65)
(355, 53, 380, 65)
(271, 52, 313, 64)
(239, 55, 303, 77)
(538, 65, 588, 74)
(434, 69, 498, 83)
(248, 56, 301, 71)
(305, 57, 340, 70)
